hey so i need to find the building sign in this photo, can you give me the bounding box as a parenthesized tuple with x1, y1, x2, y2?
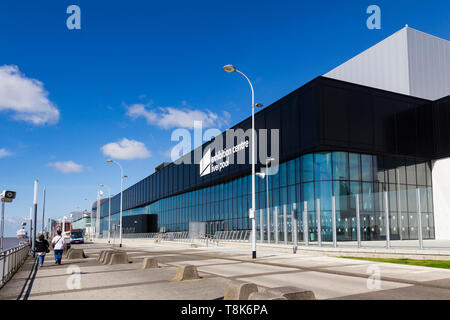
(200, 140, 249, 177)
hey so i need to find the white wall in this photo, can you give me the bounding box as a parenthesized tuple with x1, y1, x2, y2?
(325, 27, 410, 95)
(432, 158, 450, 240)
(325, 26, 450, 101)
(408, 28, 450, 101)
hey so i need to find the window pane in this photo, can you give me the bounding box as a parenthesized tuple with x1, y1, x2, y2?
(416, 162, 426, 186)
(280, 162, 287, 187)
(301, 154, 313, 182)
(315, 180, 332, 211)
(349, 153, 361, 181)
(333, 180, 349, 211)
(301, 182, 315, 211)
(288, 159, 296, 185)
(332, 152, 348, 180)
(361, 154, 373, 181)
(406, 161, 417, 186)
(362, 182, 374, 211)
(314, 152, 332, 181)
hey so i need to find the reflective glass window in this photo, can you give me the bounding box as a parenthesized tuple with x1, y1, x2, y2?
(361, 155, 373, 181)
(280, 162, 287, 187)
(314, 153, 332, 181)
(301, 182, 315, 211)
(315, 180, 332, 211)
(288, 159, 296, 185)
(301, 154, 313, 182)
(332, 152, 348, 180)
(349, 153, 361, 181)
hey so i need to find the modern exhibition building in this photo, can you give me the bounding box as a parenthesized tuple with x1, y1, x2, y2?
(97, 26, 450, 242)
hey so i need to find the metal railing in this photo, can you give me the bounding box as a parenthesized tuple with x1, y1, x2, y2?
(114, 230, 253, 245)
(1, 243, 30, 288)
(120, 231, 192, 241)
(213, 230, 251, 242)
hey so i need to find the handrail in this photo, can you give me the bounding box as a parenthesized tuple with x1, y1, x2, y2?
(1, 243, 30, 288)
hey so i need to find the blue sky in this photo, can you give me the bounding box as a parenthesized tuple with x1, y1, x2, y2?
(0, 0, 449, 236)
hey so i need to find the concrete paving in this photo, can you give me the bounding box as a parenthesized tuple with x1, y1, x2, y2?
(1, 241, 450, 300)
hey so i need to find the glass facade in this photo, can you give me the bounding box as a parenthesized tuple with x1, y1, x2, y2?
(99, 151, 434, 241)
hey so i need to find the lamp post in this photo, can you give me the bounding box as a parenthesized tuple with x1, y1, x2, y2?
(83, 198, 92, 240)
(99, 184, 112, 243)
(106, 159, 125, 247)
(223, 64, 263, 259)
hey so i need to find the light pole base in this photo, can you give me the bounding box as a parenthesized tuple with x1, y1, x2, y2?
(252, 251, 256, 259)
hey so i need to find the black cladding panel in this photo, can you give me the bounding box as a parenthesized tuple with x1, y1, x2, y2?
(102, 76, 450, 216)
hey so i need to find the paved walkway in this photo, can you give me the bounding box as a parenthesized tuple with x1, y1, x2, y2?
(1, 241, 450, 300)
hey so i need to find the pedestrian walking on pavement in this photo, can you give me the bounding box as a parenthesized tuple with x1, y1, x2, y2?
(52, 230, 65, 265)
(35, 234, 50, 267)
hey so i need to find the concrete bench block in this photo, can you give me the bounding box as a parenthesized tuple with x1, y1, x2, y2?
(102, 251, 120, 264)
(65, 248, 72, 258)
(190, 244, 198, 248)
(224, 280, 258, 300)
(170, 265, 199, 281)
(68, 249, 86, 259)
(248, 292, 287, 300)
(264, 286, 316, 300)
(98, 250, 106, 262)
(142, 258, 158, 269)
(109, 253, 129, 265)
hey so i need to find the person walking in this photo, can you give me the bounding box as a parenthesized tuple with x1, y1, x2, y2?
(35, 234, 50, 267)
(52, 230, 65, 265)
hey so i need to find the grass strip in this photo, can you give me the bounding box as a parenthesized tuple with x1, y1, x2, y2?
(341, 256, 450, 270)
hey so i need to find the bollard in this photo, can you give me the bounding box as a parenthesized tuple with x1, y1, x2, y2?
(332, 195, 337, 248)
(316, 199, 322, 247)
(68, 249, 86, 259)
(292, 203, 298, 253)
(142, 257, 158, 269)
(102, 251, 120, 264)
(283, 204, 288, 245)
(356, 194, 361, 248)
(417, 188, 423, 250)
(97, 250, 106, 262)
(248, 292, 287, 300)
(259, 209, 263, 243)
(170, 265, 199, 281)
(264, 286, 316, 300)
(224, 280, 258, 300)
(109, 252, 129, 265)
(303, 201, 309, 246)
(274, 207, 279, 244)
(384, 191, 390, 249)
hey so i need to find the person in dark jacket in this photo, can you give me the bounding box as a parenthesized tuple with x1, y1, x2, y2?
(35, 234, 50, 267)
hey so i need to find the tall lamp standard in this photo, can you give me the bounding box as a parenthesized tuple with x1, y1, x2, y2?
(99, 184, 112, 244)
(83, 198, 92, 239)
(223, 64, 263, 259)
(106, 159, 125, 247)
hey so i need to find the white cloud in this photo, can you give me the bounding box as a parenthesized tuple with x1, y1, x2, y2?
(0, 148, 12, 158)
(126, 102, 229, 129)
(0, 65, 60, 125)
(101, 138, 151, 160)
(48, 161, 84, 173)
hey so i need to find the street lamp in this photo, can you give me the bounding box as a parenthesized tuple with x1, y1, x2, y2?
(1, 190, 16, 251)
(83, 198, 92, 240)
(106, 159, 126, 247)
(99, 184, 112, 244)
(223, 64, 263, 259)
